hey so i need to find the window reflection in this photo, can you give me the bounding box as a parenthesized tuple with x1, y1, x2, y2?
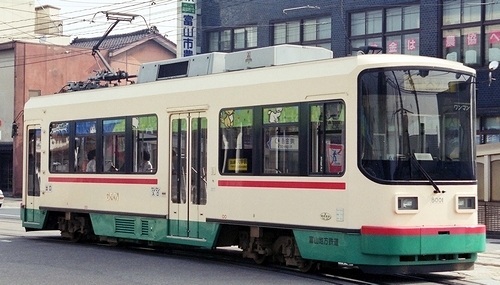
(359, 69, 475, 181)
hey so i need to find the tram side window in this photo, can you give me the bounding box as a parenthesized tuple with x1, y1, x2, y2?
(171, 118, 187, 204)
(49, 122, 71, 173)
(133, 115, 158, 173)
(75, 120, 97, 172)
(219, 108, 253, 174)
(191, 116, 207, 205)
(309, 102, 345, 175)
(103, 118, 126, 172)
(262, 105, 299, 175)
(27, 129, 41, 196)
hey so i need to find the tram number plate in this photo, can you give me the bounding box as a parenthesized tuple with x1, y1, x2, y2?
(106, 192, 119, 201)
(431, 197, 444, 203)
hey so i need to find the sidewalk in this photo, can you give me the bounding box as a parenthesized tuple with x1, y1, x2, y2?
(2, 196, 22, 208)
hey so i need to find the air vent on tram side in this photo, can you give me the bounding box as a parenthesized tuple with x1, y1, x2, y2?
(157, 60, 189, 80)
(137, 52, 226, 83)
(114, 217, 135, 235)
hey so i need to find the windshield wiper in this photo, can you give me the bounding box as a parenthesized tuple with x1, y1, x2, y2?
(410, 154, 443, 194)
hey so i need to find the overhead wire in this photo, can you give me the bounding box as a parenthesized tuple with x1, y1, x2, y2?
(0, 0, 178, 70)
(0, 0, 177, 68)
(0, 0, 463, 67)
(1, 0, 481, 40)
(0, 0, 177, 41)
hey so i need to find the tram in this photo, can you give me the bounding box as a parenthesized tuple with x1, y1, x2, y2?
(21, 45, 484, 273)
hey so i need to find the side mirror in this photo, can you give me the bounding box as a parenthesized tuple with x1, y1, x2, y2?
(489, 61, 499, 86)
(11, 122, 18, 138)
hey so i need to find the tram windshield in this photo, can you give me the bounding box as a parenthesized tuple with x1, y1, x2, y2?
(358, 68, 475, 182)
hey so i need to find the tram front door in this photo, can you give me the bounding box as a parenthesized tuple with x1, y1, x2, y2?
(168, 112, 207, 238)
(24, 125, 41, 224)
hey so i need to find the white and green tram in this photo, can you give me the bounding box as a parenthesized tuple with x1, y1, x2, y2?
(22, 45, 484, 274)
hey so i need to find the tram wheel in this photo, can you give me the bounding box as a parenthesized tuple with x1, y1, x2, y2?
(69, 231, 82, 243)
(253, 254, 267, 265)
(298, 260, 315, 272)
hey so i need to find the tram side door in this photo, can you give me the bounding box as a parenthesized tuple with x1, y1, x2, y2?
(169, 112, 208, 238)
(24, 125, 41, 223)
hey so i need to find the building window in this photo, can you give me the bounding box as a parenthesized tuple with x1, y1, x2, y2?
(207, 26, 257, 52)
(486, 25, 500, 62)
(442, 0, 500, 66)
(443, 27, 482, 64)
(443, 0, 480, 25)
(478, 116, 500, 144)
(273, 16, 331, 49)
(350, 5, 420, 55)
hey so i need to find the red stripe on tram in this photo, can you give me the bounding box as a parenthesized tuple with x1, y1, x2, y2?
(218, 180, 346, 190)
(48, 176, 158, 185)
(361, 225, 486, 236)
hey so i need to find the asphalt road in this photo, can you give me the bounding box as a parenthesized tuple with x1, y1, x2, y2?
(2, 197, 500, 284)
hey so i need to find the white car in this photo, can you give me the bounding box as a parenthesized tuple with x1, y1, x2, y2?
(0, 189, 3, 207)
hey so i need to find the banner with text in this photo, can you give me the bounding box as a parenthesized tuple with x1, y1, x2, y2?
(177, 0, 197, 57)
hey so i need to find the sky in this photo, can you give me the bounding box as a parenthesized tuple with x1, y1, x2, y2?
(36, 0, 178, 42)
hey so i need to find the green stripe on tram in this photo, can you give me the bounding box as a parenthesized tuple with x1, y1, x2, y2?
(21, 208, 47, 229)
(89, 213, 219, 248)
(293, 229, 483, 266)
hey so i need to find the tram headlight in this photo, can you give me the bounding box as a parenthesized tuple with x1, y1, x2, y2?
(458, 196, 476, 210)
(397, 197, 418, 210)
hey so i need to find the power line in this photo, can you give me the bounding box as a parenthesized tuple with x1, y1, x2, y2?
(0, 0, 177, 43)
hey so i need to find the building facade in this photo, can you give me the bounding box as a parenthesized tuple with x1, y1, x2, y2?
(199, 0, 500, 143)
(70, 27, 177, 78)
(198, 0, 500, 233)
(2, 29, 176, 197)
(0, 1, 72, 194)
(2, 41, 114, 196)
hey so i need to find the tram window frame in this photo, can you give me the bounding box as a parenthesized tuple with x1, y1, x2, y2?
(75, 120, 97, 173)
(191, 116, 208, 205)
(48, 114, 158, 174)
(309, 101, 346, 176)
(133, 115, 158, 174)
(27, 129, 41, 196)
(262, 105, 300, 175)
(102, 118, 127, 173)
(219, 108, 254, 174)
(49, 122, 71, 173)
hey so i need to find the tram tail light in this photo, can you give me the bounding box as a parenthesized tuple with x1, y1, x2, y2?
(457, 196, 476, 210)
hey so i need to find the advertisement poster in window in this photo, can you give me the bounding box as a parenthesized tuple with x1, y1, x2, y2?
(328, 144, 344, 173)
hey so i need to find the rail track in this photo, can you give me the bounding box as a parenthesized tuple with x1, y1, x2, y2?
(0, 216, 494, 285)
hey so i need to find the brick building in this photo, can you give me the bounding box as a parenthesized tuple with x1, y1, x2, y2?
(2, 28, 176, 197)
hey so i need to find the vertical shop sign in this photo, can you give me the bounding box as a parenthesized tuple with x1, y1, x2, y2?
(177, 0, 197, 57)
